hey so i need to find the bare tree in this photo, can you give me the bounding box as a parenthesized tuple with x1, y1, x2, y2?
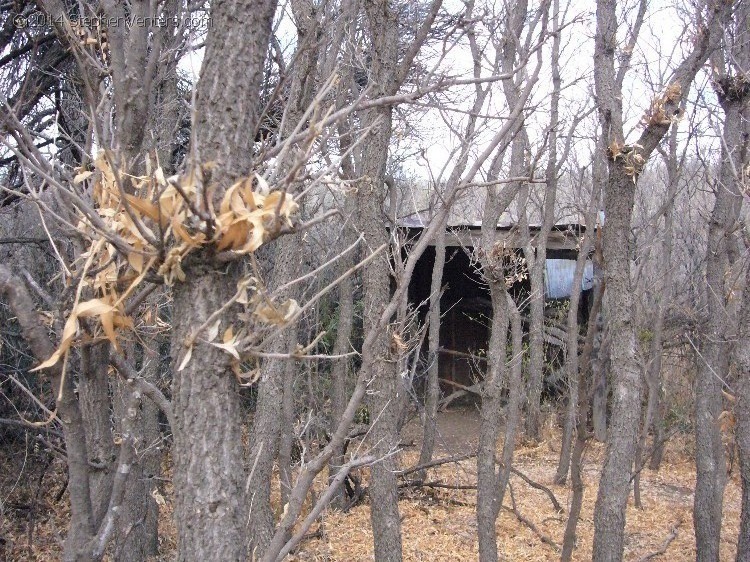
(591, 0, 726, 559)
(694, 3, 749, 559)
(735, 234, 750, 562)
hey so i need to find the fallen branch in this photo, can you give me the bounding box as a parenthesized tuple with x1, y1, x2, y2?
(637, 519, 682, 562)
(510, 466, 564, 513)
(399, 480, 478, 491)
(506, 482, 560, 552)
(275, 455, 375, 560)
(438, 377, 483, 394)
(438, 347, 487, 362)
(501, 504, 561, 552)
(396, 451, 477, 477)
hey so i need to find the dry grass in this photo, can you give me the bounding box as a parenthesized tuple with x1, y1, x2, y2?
(0, 422, 743, 561)
(291, 431, 742, 561)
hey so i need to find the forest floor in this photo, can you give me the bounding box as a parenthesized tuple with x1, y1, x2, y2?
(0, 407, 742, 561)
(293, 408, 742, 561)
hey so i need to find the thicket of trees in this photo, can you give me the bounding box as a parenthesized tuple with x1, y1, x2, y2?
(0, 0, 747, 561)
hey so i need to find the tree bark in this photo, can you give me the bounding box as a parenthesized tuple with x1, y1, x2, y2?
(245, 2, 319, 535)
(647, 122, 680, 471)
(170, 1, 277, 559)
(561, 273, 605, 562)
(736, 238, 750, 561)
(0, 265, 96, 561)
(78, 342, 115, 526)
(695, 20, 748, 557)
(171, 265, 247, 561)
(327, 0, 361, 508)
(112, 349, 162, 562)
(417, 225, 445, 474)
(555, 195, 598, 484)
(357, 2, 403, 559)
(329, 217, 355, 508)
(591, 1, 723, 559)
(248, 235, 300, 556)
(476, 278, 510, 562)
(278, 329, 298, 508)
(476, 156, 524, 561)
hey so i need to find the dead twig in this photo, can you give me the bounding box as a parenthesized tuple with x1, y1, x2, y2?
(510, 466, 564, 513)
(637, 519, 683, 562)
(506, 482, 561, 552)
(396, 451, 477, 478)
(398, 480, 477, 491)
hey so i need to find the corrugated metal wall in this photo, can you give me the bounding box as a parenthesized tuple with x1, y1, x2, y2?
(544, 259, 594, 299)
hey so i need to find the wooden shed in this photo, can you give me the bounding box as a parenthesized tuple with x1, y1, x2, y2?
(400, 212, 595, 393)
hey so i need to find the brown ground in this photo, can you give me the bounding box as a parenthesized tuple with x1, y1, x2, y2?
(0, 408, 743, 561)
(293, 408, 742, 561)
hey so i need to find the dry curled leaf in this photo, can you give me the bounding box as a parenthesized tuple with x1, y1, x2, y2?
(177, 345, 193, 371)
(254, 298, 300, 326)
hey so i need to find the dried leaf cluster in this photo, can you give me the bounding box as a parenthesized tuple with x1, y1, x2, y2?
(607, 141, 646, 180)
(487, 242, 529, 288)
(34, 153, 299, 371)
(642, 82, 683, 127)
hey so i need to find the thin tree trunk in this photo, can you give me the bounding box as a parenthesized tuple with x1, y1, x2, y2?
(112, 348, 162, 562)
(561, 273, 605, 562)
(634, 124, 679, 500)
(695, 7, 748, 558)
(328, 235, 355, 508)
(477, 277, 510, 562)
(476, 149, 522, 561)
(647, 123, 680, 471)
(501, 293, 525, 496)
(0, 266, 97, 561)
(417, 226, 445, 475)
(736, 241, 750, 561)
(78, 342, 115, 526)
(555, 217, 595, 484)
(248, 234, 302, 556)
(358, 2, 403, 559)
(279, 335, 297, 507)
(591, 1, 722, 558)
(495, 0, 536, 440)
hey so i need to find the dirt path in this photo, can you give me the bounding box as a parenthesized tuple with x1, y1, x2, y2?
(402, 406, 482, 455)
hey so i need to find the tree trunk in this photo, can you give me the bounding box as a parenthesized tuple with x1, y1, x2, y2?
(591, 0, 722, 558)
(249, 0, 320, 531)
(476, 160, 521, 561)
(248, 235, 300, 556)
(0, 266, 97, 561)
(78, 342, 115, 526)
(112, 348, 162, 562)
(736, 240, 750, 561)
(171, 265, 247, 561)
(417, 225, 445, 475)
(501, 293, 525, 495)
(647, 123, 680, 471)
(477, 278, 510, 562)
(695, 6, 748, 557)
(278, 332, 297, 507)
(592, 360, 608, 441)
(359, 2, 403, 559)
(170, 1, 278, 559)
(329, 231, 355, 509)
(561, 274, 605, 561)
(555, 222, 594, 484)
